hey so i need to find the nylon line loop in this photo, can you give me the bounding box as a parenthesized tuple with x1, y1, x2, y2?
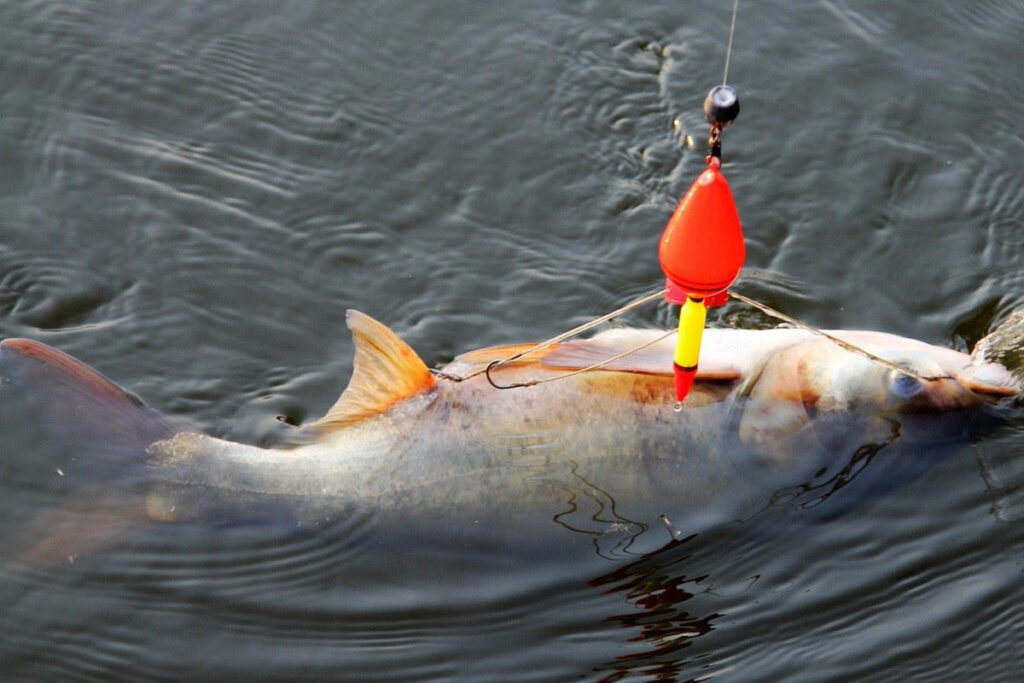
(430, 288, 667, 384)
(725, 291, 952, 383)
(483, 329, 676, 390)
(432, 287, 951, 389)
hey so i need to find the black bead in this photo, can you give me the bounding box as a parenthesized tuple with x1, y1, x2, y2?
(703, 85, 740, 128)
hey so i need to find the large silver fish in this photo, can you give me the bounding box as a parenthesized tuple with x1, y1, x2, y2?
(1, 311, 1018, 561)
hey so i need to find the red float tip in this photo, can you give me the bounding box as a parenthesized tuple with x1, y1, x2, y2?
(665, 279, 731, 307)
(673, 363, 696, 403)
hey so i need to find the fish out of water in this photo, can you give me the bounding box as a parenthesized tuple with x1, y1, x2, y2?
(0, 311, 1019, 561)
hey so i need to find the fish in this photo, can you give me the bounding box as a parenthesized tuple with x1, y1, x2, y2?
(0, 311, 1019, 562)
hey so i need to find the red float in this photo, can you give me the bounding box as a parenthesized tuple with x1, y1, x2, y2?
(658, 159, 745, 303)
(658, 157, 745, 403)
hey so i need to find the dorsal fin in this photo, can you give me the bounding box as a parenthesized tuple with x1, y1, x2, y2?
(314, 310, 435, 430)
(540, 328, 742, 380)
(454, 342, 555, 366)
(437, 342, 558, 378)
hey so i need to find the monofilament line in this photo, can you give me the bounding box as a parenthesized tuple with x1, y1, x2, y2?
(434, 286, 955, 389)
(726, 291, 952, 382)
(722, 0, 740, 85)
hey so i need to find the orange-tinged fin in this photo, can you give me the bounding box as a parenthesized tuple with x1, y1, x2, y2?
(0, 338, 174, 566)
(2, 337, 149, 408)
(439, 342, 558, 377)
(454, 342, 556, 366)
(541, 330, 741, 380)
(314, 310, 435, 431)
(959, 362, 1020, 398)
(0, 337, 175, 457)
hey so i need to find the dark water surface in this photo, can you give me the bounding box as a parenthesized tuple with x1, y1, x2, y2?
(2, 1, 1024, 680)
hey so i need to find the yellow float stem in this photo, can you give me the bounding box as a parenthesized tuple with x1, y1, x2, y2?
(674, 296, 706, 369)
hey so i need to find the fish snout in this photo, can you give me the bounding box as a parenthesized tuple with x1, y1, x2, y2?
(897, 355, 1020, 411)
(888, 368, 994, 413)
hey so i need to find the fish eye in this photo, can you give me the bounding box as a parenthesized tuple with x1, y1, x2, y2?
(891, 371, 924, 399)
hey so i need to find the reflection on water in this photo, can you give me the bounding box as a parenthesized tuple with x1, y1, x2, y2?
(2, 393, 1024, 679)
(590, 537, 719, 682)
(552, 459, 650, 560)
(7, 379, 1015, 681)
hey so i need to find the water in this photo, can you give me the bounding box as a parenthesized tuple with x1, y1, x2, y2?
(1, 1, 1023, 680)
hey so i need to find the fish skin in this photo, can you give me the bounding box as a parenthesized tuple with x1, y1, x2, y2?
(143, 320, 1013, 534)
(1, 315, 1018, 558)
(144, 366, 741, 528)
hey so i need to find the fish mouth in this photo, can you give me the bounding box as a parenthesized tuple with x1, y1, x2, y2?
(896, 374, 1013, 414)
(959, 363, 1022, 401)
(885, 353, 1020, 412)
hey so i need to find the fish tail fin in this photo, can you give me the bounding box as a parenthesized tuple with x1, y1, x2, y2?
(0, 338, 177, 565)
(1, 338, 175, 466)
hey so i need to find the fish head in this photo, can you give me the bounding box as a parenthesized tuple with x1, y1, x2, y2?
(742, 331, 1019, 415)
(733, 331, 1019, 469)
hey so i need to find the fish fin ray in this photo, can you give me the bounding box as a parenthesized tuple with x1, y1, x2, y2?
(0, 339, 173, 566)
(314, 310, 435, 430)
(0, 338, 175, 459)
(6, 494, 149, 569)
(959, 362, 1020, 397)
(440, 343, 558, 377)
(454, 343, 556, 366)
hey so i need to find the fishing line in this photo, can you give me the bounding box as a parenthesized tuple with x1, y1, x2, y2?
(434, 2, 950, 390)
(429, 288, 667, 384)
(725, 291, 951, 382)
(435, 287, 951, 388)
(722, 0, 741, 85)
(483, 328, 676, 390)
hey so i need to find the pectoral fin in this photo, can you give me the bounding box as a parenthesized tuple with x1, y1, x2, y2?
(314, 310, 436, 431)
(958, 362, 1020, 398)
(737, 399, 812, 464)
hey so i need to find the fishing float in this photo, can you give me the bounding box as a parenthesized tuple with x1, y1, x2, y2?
(658, 85, 745, 405)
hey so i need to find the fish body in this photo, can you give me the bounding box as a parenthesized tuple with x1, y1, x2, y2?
(1, 312, 1018, 558)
